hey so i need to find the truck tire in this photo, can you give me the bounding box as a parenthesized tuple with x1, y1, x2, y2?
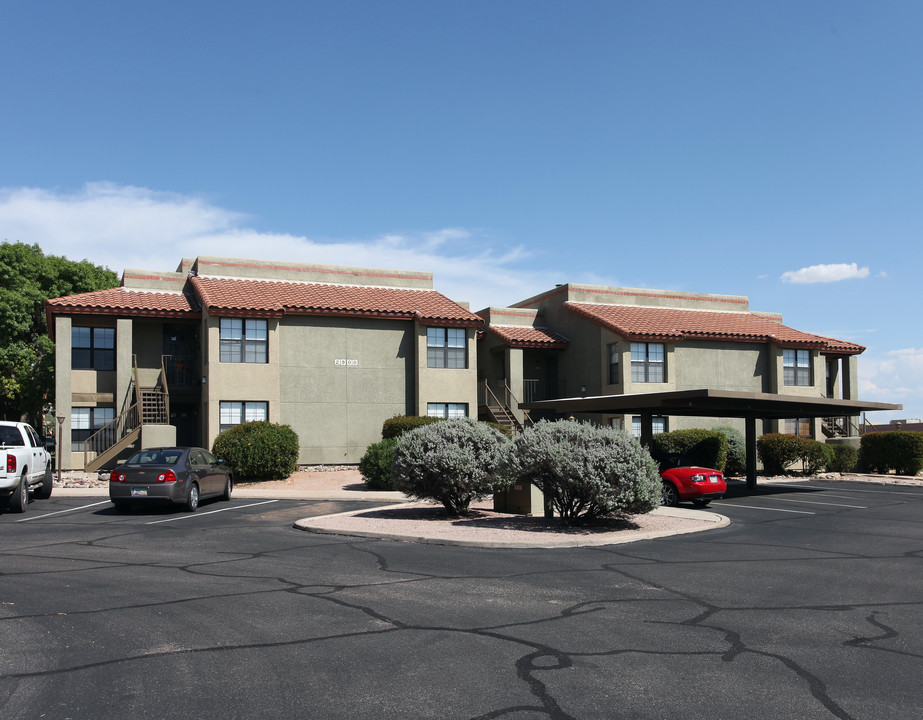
(9, 472, 29, 513)
(33, 463, 54, 500)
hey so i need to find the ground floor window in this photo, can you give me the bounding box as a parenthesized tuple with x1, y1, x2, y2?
(631, 416, 667, 438)
(783, 418, 812, 438)
(71, 406, 115, 451)
(427, 403, 468, 419)
(219, 401, 268, 433)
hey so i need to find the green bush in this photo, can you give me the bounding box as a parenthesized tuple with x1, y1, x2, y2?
(798, 438, 833, 475)
(391, 418, 510, 516)
(860, 431, 923, 476)
(504, 419, 661, 523)
(756, 433, 803, 475)
(381, 415, 442, 439)
(713, 425, 746, 476)
(827, 444, 858, 474)
(358, 437, 398, 490)
(649, 429, 728, 472)
(211, 421, 299, 481)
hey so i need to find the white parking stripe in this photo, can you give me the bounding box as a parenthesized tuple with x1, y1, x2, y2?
(773, 498, 867, 509)
(762, 482, 921, 497)
(15, 500, 111, 522)
(720, 503, 814, 515)
(145, 500, 279, 524)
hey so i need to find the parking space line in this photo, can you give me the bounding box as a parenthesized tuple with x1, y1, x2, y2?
(719, 503, 814, 515)
(15, 500, 112, 523)
(762, 482, 921, 497)
(145, 499, 279, 524)
(773, 498, 867, 509)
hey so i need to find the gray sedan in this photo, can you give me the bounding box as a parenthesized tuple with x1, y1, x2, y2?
(109, 447, 233, 512)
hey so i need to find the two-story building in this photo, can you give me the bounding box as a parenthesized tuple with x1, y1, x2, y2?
(45, 256, 481, 471)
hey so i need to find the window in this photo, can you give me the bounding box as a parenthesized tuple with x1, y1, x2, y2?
(631, 416, 667, 438)
(607, 343, 620, 385)
(783, 418, 812, 438)
(630, 342, 664, 383)
(783, 349, 812, 386)
(219, 401, 268, 432)
(427, 403, 468, 419)
(220, 318, 267, 363)
(72, 327, 115, 370)
(427, 327, 467, 369)
(71, 407, 115, 451)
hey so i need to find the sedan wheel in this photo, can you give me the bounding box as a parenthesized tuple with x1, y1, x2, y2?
(222, 475, 232, 501)
(185, 483, 200, 512)
(661, 481, 679, 507)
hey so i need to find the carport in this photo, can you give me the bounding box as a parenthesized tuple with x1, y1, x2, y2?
(523, 389, 901, 489)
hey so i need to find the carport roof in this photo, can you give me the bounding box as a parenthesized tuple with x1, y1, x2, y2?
(523, 389, 901, 419)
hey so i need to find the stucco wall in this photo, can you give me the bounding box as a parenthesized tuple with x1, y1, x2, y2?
(278, 316, 414, 464)
(414, 324, 478, 417)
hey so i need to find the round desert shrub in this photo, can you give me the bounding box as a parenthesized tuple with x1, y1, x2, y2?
(756, 433, 803, 475)
(504, 419, 661, 523)
(713, 425, 746, 476)
(827, 444, 858, 474)
(798, 438, 834, 475)
(211, 421, 299, 481)
(359, 437, 398, 490)
(391, 418, 510, 516)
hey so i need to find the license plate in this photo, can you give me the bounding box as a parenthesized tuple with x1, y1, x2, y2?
(131, 488, 149, 497)
(709, 476, 719, 483)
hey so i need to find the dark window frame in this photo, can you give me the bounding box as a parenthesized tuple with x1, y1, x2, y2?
(72, 326, 115, 370)
(607, 343, 620, 385)
(219, 318, 268, 364)
(630, 342, 665, 383)
(783, 348, 812, 386)
(219, 400, 269, 433)
(426, 403, 469, 419)
(71, 406, 116, 451)
(426, 327, 467, 369)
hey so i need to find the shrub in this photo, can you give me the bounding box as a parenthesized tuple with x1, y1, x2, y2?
(211, 421, 299, 480)
(358, 437, 398, 490)
(713, 425, 746, 476)
(827, 444, 858, 474)
(649, 429, 728, 472)
(381, 415, 442, 439)
(756, 433, 803, 475)
(860, 431, 923, 476)
(797, 438, 833, 476)
(391, 418, 510, 516)
(504, 419, 661, 523)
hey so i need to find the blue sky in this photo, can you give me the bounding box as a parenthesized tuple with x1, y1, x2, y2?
(1, 1, 920, 421)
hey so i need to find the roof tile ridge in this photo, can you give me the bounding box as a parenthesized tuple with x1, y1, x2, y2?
(195, 273, 434, 293)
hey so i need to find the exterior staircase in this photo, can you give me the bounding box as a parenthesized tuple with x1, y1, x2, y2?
(84, 356, 170, 472)
(478, 380, 529, 434)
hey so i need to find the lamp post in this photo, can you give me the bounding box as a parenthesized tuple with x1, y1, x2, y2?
(55, 415, 65, 484)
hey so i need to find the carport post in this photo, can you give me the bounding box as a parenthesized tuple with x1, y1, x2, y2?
(745, 417, 758, 490)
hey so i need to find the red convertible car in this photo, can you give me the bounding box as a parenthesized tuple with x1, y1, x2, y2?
(660, 466, 726, 507)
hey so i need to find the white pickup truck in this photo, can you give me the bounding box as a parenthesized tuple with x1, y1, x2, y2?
(1, 421, 53, 513)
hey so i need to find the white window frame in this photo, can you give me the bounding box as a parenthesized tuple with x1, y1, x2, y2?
(426, 403, 469, 419)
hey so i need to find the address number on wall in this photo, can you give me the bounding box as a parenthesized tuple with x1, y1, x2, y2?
(334, 359, 358, 367)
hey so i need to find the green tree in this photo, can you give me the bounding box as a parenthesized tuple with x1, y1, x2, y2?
(0, 242, 118, 426)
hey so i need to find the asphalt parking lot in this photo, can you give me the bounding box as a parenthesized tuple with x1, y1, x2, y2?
(2, 480, 921, 719)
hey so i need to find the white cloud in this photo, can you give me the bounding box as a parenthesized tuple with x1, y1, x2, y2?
(859, 347, 923, 422)
(0, 183, 558, 310)
(780, 262, 870, 284)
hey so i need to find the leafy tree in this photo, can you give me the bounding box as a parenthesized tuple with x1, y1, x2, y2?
(0, 242, 118, 426)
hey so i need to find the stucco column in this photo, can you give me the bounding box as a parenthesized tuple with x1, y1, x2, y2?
(505, 347, 525, 424)
(54, 316, 72, 471)
(116, 318, 134, 413)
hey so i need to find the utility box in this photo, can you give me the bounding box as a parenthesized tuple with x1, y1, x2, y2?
(494, 482, 544, 515)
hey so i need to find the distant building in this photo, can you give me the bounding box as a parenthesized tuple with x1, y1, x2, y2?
(477, 283, 865, 441)
(861, 419, 923, 434)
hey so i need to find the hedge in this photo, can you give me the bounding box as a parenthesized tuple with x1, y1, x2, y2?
(358, 437, 398, 490)
(211, 421, 299, 480)
(860, 431, 923, 476)
(381, 414, 512, 440)
(648, 429, 728, 472)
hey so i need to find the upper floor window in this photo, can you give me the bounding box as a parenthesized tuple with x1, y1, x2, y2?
(630, 342, 664, 383)
(220, 319, 267, 363)
(607, 343, 620, 384)
(219, 401, 268, 432)
(783, 349, 812, 386)
(72, 327, 115, 370)
(427, 403, 468, 419)
(427, 327, 467, 369)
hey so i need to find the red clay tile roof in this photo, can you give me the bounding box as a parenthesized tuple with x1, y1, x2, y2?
(45, 288, 201, 319)
(565, 302, 864, 354)
(487, 325, 570, 349)
(190, 276, 482, 326)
